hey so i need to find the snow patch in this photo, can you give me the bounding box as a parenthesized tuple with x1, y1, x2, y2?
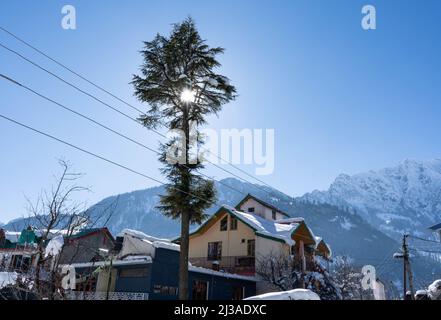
(244, 289, 320, 300)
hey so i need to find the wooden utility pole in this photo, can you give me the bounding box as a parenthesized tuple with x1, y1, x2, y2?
(402, 234, 414, 299)
(402, 235, 407, 298)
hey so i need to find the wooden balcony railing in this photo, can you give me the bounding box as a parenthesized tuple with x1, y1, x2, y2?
(190, 256, 255, 275)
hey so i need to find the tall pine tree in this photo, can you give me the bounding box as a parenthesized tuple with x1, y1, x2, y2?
(132, 17, 236, 299)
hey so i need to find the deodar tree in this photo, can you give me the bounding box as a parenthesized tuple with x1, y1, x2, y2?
(132, 17, 236, 299)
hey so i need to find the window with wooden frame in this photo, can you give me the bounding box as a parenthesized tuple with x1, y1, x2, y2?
(207, 241, 222, 261)
(220, 216, 228, 231)
(247, 240, 255, 257)
(230, 217, 238, 230)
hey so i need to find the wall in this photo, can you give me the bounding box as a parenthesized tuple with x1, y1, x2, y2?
(189, 212, 255, 262)
(239, 198, 286, 221)
(189, 271, 256, 300)
(114, 264, 151, 293)
(255, 235, 289, 260)
(58, 231, 114, 265)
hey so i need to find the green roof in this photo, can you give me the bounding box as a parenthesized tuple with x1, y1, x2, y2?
(18, 228, 37, 245)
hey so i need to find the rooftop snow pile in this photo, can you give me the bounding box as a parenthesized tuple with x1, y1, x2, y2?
(44, 235, 64, 257)
(224, 207, 299, 245)
(428, 279, 441, 300)
(118, 229, 180, 257)
(244, 289, 320, 300)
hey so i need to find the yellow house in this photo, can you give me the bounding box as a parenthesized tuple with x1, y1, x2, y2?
(187, 204, 324, 277)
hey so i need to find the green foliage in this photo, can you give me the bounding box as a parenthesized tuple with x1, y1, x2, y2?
(132, 17, 236, 223)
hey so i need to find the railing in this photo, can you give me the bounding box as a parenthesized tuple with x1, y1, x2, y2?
(66, 291, 149, 300)
(190, 256, 255, 275)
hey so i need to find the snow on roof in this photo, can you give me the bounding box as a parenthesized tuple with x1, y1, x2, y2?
(68, 256, 153, 269)
(415, 290, 427, 296)
(120, 229, 180, 252)
(428, 279, 441, 300)
(151, 240, 180, 252)
(119, 229, 169, 242)
(225, 206, 297, 245)
(122, 255, 152, 261)
(276, 217, 305, 224)
(188, 265, 257, 282)
(244, 288, 320, 300)
(5, 231, 20, 242)
(44, 235, 64, 258)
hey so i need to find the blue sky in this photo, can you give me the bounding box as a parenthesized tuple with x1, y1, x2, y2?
(1, 0, 440, 223)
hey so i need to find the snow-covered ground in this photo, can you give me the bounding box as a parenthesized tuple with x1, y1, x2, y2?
(244, 289, 320, 300)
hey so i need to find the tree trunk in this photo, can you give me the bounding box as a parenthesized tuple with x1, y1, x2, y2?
(178, 105, 191, 300)
(179, 210, 190, 300)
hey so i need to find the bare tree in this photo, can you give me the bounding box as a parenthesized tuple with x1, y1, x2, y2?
(256, 251, 341, 300)
(256, 251, 300, 291)
(330, 256, 374, 300)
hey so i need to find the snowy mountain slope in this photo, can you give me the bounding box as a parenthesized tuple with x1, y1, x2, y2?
(4, 175, 440, 286)
(301, 159, 441, 241)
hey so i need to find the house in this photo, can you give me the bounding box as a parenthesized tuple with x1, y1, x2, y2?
(0, 227, 39, 272)
(0, 227, 114, 273)
(57, 228, 114, 265)
(66, 229, 256, 300)
(182, 195, 332, 294)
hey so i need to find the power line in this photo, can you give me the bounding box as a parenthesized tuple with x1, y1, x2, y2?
(409, 248, 441, 255)
(0, 26, 145, 116)
(0, 113, 220, 208)
(0, 42, 272, 198)
(408, 235, 441, 244)
(0, 27, 277, 195)
(0, 72, 248, 198)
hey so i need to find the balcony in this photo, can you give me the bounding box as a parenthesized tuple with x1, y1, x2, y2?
(190, 256, 255, 275)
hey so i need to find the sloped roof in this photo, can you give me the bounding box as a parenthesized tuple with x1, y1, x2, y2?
(188, 206, 306, 245)
(66, 227, 114, 242)
(314, 236, 332, 257)
(235, 194, 290, 217)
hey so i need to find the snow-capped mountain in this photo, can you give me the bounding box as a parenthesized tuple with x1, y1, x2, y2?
(301, 159, 441, 241)
(4, 172, 440, 286)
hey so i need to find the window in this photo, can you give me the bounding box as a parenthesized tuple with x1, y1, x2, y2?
(192, 280, 208, 300)
(220, 216, 228, 231)
(119, 267, 148, 278)
(10, 255, 23, 271)
(230, 217, 238, 230)
(207, 242, 222, 261)
(247, 240, 255, 257)
(272, 210, 277, 220)
(248, 207, 255, 213)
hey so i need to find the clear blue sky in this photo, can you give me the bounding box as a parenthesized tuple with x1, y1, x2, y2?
(1, 0, 440, 223)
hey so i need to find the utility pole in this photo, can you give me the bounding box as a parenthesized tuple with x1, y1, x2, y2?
(402, 234, 414, 299)
(106, 255, 113, 300)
